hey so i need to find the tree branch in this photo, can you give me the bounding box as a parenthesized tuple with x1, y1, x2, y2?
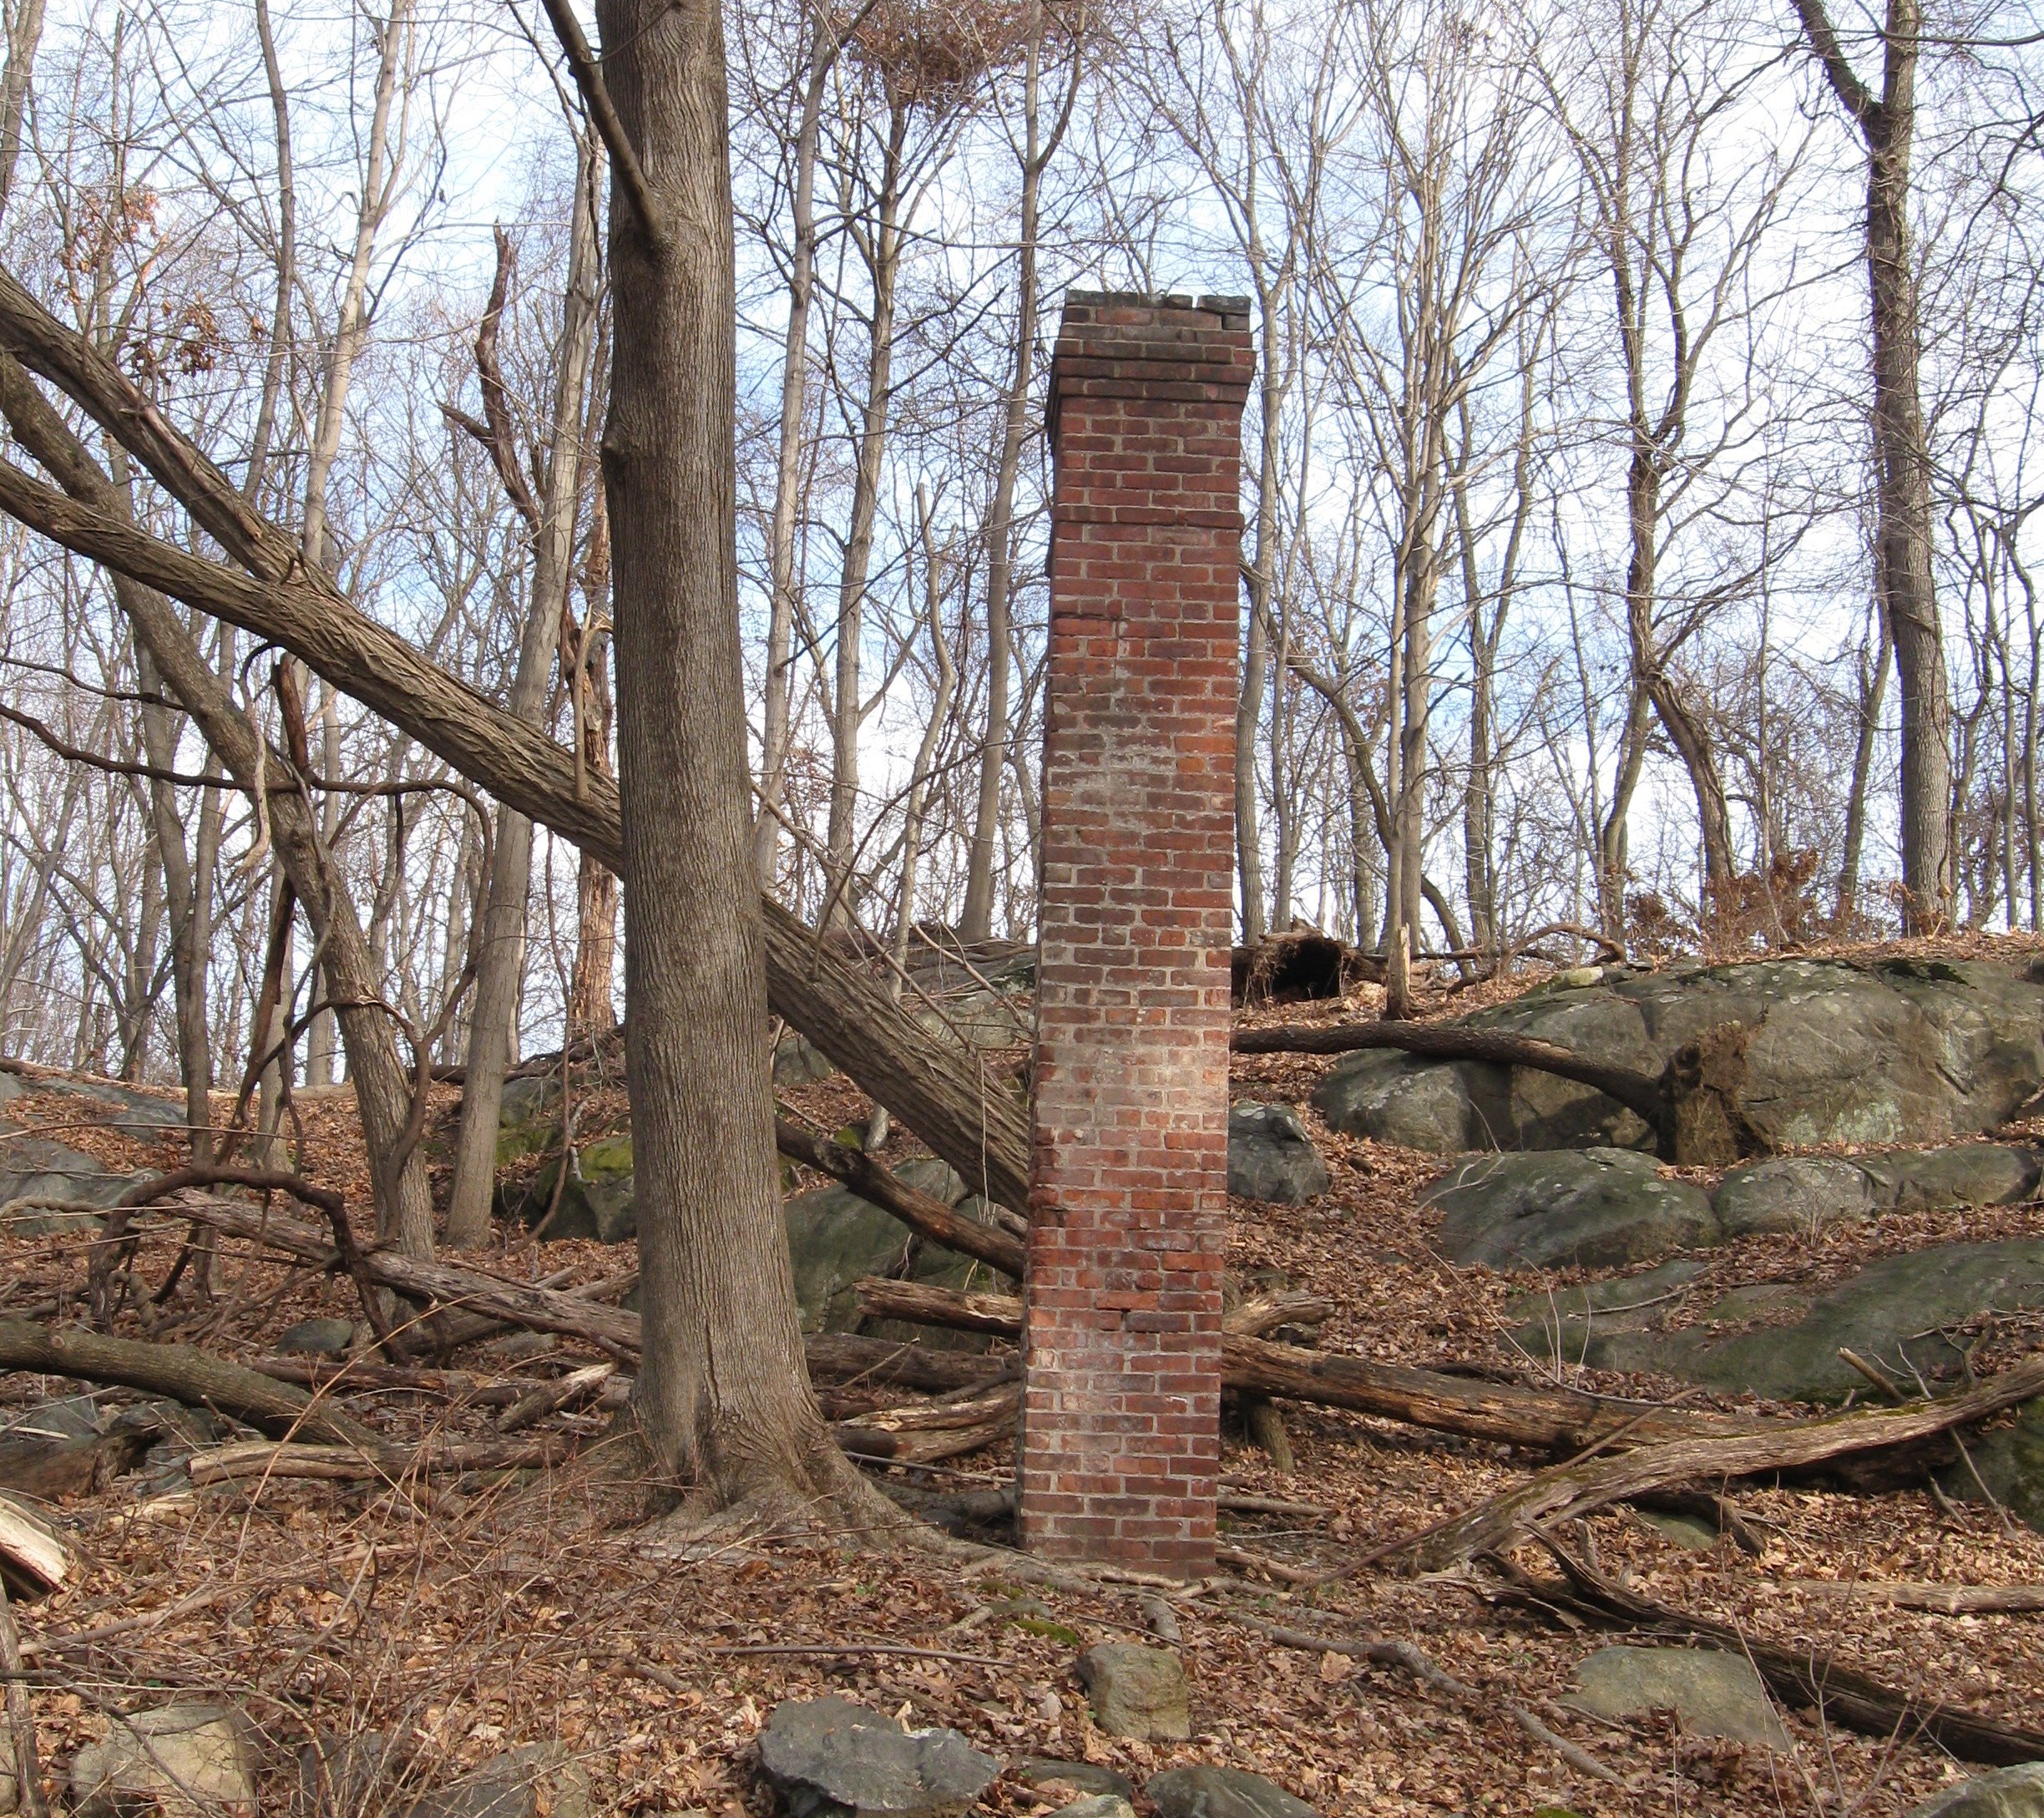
(1790, 0, 1878, 130)
(531, 0, 669, 254)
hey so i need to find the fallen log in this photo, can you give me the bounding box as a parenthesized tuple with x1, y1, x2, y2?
(495, 1362, 615, 1434)
(804, 1334, 1009, 1393)
(166, 1195, 644, 1355)
(0, 1317, 376, 1447)
(0, 276, 1031, 1212)
(1492, 1543, 2044, 1768)
(169, 1197, 1013, 1398)
(187, 1436, 570, 1486)
(0, 1425, 156, 1501)
(1414, 1353, 2044, 1569)
(832, 1383, 1020, 1466)
(854, 1279, 1716, 1452)
(1772, 1578, 2044, 1615)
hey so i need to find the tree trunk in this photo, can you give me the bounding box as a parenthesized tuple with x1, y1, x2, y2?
(960, 3, 1057, 942)
(1793, 0, 1951, 927)
(594, 0, 873, 1516)
(445, 160, 602, 1248)
(825, 104, 907, 917)
(753, 19, 832, 888)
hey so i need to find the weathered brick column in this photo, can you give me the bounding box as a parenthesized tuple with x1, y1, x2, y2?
(1017, 292, 1253, 1575)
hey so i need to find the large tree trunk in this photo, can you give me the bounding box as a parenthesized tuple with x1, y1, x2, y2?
(0, 259, 1031, 1213)
(595, 0, 873, 1516)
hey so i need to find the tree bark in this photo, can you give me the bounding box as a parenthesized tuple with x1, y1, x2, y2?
(594, 0, 875, 1517)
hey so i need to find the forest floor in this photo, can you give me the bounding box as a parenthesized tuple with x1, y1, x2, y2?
(3, 934, 2044, 1816)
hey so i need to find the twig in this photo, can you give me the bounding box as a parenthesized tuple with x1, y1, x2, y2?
(1837, 1347, 1906, 1402)
(703, 1641, 1016, 1667)
(1227, 1611, 1622, 1788)
(0, 1575, 49, 1818)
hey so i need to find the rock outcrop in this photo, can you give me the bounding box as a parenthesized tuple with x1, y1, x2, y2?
(1314, 956, 2044, 1154)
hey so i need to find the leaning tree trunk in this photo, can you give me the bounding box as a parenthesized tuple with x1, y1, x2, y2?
(0, 360, 436, 1260)
(595, 0, 873, 1515)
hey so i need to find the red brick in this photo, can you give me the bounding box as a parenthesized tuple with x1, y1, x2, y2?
(1019, 293, 1248, 1577)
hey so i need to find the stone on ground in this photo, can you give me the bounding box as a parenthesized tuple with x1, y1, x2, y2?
(1146, 1764, 1318, 1818)
(296, 1730, 392, 1817)
(1936, 1395, 2044, 1530)
(278, 1317, 356, 1357)
(1014, 1761, 1135, 1805)
(754, 1697, 1001, 1818)
(1227, 1103, 1330, 1203)
(1713, 1156, 1882, 1237)
(1566, 1645, 1788, 1750)
(1907, 1765, 2044, 1816)
(1075, 1643, 1191, 1741)
(1424, 1147, 1718, 1270)
(1047, 1799, 1135, 1818)
(402, 1743, 590, 1818)
(69, 1700, 261, 1817)
(1313, 955, 2044, 1153)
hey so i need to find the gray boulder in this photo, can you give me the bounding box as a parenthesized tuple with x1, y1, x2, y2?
(1566, 1646, 1788, 1750)
(1075, 1643, 1190, 1742)
(0, 1134, 150, 1235)
(402, 1744, 590, 1818)
(278, 1318, 357, 1358)
(784, 1159, 1014, 1337)
(774, 1034, 837, 1086)
(1049, 1799, 1134, 1818)
(70, 1701, 261, 1817)
(1935, 1395, 2044, 1531)
(1909, 1765, 2044, 1817)
(755, 1697, 1001, 1818)
(1146, 1765, 1318, 1818)
(1513, 1238, 2044, 1417)
(1314, 955, 2044, 1153)
(1714, 1157, 1883, 1238)
(1227, 1104, 1330, 1203)
(1717, 1144, 2040, 1238)
(1425, 1148, 1719, 1271)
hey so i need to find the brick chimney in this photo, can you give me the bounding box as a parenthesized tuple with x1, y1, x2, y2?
(1017, 291, 1254, 1576)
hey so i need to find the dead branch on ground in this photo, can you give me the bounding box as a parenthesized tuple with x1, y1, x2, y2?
(1489, 1539, 2044, 1767)
(0, 1316, 375, 1447)
(1412, 1355, 2044, 1569)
